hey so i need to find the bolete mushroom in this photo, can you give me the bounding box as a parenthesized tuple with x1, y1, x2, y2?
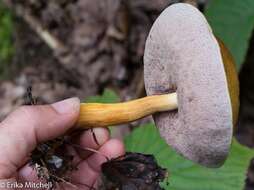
(76, 3, 239, 168)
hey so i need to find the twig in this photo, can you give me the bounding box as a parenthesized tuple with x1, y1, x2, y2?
(2, 0, 68, 54)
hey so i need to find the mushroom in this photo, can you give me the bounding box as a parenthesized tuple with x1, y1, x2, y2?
(76, 3, 239, 168)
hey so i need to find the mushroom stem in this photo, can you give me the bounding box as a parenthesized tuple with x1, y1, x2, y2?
(76, 93, 178, 128)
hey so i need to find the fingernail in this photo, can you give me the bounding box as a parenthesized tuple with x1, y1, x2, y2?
(52, 97, 80, 114)
(92, 128, 110, 146)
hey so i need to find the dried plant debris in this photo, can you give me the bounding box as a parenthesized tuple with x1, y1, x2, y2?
(29, 137, 78, 189)
(24, 86, 37, 105)
(101, 152, 169, 190)
(29, 133, 102, 189)
(24, 87, 97, 189)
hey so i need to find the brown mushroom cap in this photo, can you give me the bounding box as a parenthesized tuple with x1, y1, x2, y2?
(144, 3, 235, 167)
(217, 38, 239, 128)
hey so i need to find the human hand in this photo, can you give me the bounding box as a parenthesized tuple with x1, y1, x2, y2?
(0, 97, 125, 189)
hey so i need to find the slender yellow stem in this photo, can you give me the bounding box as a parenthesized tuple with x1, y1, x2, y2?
(76, 93, 177, 128)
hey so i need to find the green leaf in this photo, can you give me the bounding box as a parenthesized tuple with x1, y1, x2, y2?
(125, 124, 254, 190)
(205, 0, 254, 69)
(85, 89, 119, 103)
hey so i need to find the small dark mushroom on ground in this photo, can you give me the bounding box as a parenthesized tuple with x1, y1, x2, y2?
(100, 152, 168, 190)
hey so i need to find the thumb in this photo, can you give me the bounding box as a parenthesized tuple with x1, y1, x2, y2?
(0, 97, 80, 179)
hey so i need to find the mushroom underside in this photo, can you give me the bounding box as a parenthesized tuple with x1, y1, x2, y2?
(144, 3, 232, 167)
